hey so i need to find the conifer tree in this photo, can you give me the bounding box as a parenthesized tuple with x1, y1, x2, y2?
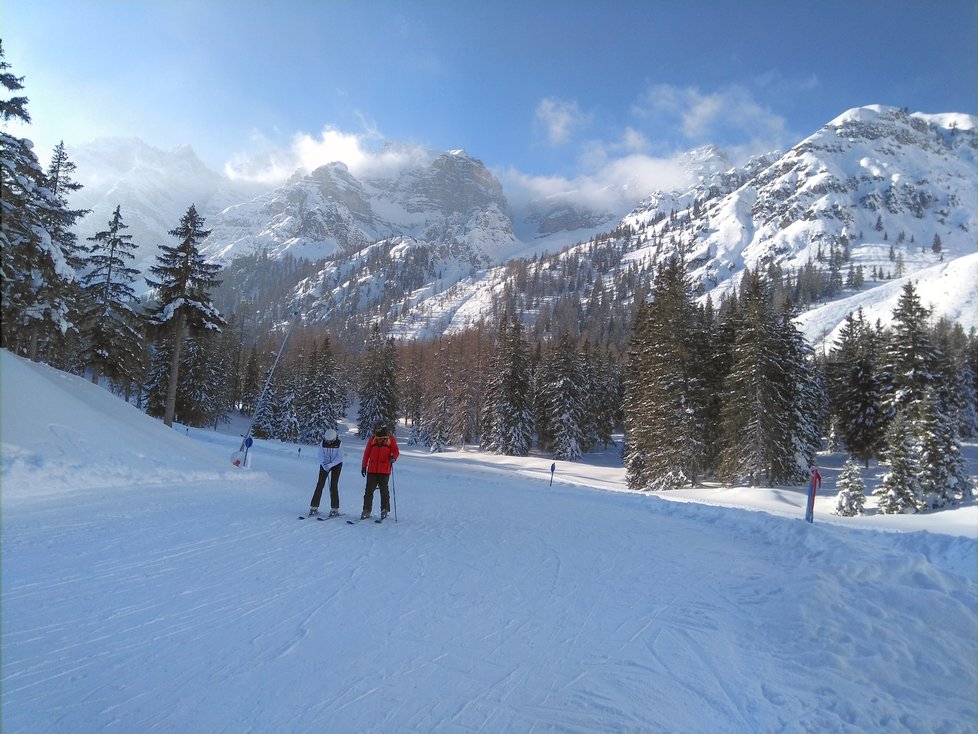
(881, 281, 938, 422)
(875, 411, 923, 514)
(829, 309, 885, 464)
(80, 205, 144, 388)
(275, 369, 301, 443)
(833, 457, 867, 516)
(357, 324, 399, 437)
(250, 387, 278, 439)
(1, 44, 77, 358)
(297, 337, 344, 443)
(718, 271, 791, 485)
(774, 307, 822, 482)
(623, 301, 655, 489)
(915, 388, 969, 507)
(144, 205, 225, 427)
(536, 332, 586, 460)
(624, 257, 707, 489)
(481, 316, 534, 456)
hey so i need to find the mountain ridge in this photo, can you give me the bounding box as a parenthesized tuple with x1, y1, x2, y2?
(67, 105, 977, 346)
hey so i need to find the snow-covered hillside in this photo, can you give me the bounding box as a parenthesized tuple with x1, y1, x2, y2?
(383, 106, 978, 344)
(3, 349, 976, 732)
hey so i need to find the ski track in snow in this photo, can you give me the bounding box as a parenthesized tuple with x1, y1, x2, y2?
(2, 353, 976, 733)
(5, 455, 976, 733)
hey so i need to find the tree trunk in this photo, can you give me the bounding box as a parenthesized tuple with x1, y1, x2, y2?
(163, 312, 186, 427)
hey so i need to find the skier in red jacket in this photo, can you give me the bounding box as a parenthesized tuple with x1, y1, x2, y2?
(360, 423, 399, 520)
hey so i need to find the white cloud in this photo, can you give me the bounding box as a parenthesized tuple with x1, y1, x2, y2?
(501, 152, 689, 213)
(535, 97, 588, 146)
(225, 124, 432, 183)
(633, 83, 790, 158)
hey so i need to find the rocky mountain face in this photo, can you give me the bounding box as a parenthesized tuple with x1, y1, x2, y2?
(199, 150, 520, 267)
(69, 106, 976, 347)
(370, 106, 976, 344)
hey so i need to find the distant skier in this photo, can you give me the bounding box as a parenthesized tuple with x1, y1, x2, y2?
(307, 429, 344, 518)
(805, 465, 822, 523)
(359, 423, 399, 520)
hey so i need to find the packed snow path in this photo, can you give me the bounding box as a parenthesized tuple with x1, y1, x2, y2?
(2, 353, 976, 732)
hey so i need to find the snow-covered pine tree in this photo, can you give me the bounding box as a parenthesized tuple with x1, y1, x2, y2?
(482, 315, 534, 456)
(623, 300, 655, 489)
(536, 332, 586, 461)
(144, 205, 225, 427)
(717, 271, 792, 486)
(1, 44, 77, 359)
(881, 281, 938, 423)
(624, 257, 707, 489)
(297, 336, 343, 444)
(915, 388, 969, 507)
(933, 318, 978, 440)
(356, 324, 399, 437)
(38, 141, 90, 370)
(833, 457, 867, 516)
(173, 334, 221, 427)
(275, 369, 301, 444)
(774, 307, 823, 482)
(875, 411, 923, 514)
(479, 319, 505, 453)
(829, 310, 886, 465)
(249, 370, 279, 439)
(239, 346, 262, 418)
(79, 205, 144, 389)
(424, 369, 453, 453)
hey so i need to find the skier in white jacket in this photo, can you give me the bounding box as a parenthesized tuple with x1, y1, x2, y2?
(307, 429, 344, 517)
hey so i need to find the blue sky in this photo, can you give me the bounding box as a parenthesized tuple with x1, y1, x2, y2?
(4, 0, 976, 201)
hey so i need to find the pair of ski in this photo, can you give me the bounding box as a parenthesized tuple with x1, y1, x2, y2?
(296, 513, 386, 524)
(347, 515, 386, 525)
(297, 512, 343, 522)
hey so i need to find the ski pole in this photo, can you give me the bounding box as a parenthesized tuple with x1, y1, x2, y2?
(391, 465, 398, 522)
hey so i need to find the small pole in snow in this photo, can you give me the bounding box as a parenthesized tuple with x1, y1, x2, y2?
(298, 447, 301, 460)
(549, 462, 556, 486)
(805, 466, 821, 523)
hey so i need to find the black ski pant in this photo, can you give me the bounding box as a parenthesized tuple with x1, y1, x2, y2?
(310, 463, 342, 510)
(361, 473, 391, 515)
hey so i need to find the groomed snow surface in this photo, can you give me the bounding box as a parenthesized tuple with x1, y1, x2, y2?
(2, 349, 976, 733)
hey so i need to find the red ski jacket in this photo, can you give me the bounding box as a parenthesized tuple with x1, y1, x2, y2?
(362, 434, 400, 475)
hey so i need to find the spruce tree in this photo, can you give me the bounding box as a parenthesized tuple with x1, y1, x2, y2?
(357, 324, 399, 437)
(875, 411, 923, 514)
(482, 316, 535, 456)
(833, 457, 867, 516)
(626, 257, 708, 489)
(916, 388, 969, 507)
(623, 301, 656, 489)
(144, 205, 225, 427)
(774, 307, 822, 482)
(536, 333, 586, 461)
(717, 271, 791, 486)
(1, 43, 77, 358)
(80, 205, 144, 388)
(298, 337, 344, 444)
(830, 310, 885, 464)
(881, 281, 938, 422)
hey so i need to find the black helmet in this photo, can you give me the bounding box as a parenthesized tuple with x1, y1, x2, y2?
(374, 423, 388, 436)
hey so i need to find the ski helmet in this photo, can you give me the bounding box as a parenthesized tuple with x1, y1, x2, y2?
(323, 428, 338, 442)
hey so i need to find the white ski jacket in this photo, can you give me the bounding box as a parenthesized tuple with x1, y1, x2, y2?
(318, 442, 344, 471)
